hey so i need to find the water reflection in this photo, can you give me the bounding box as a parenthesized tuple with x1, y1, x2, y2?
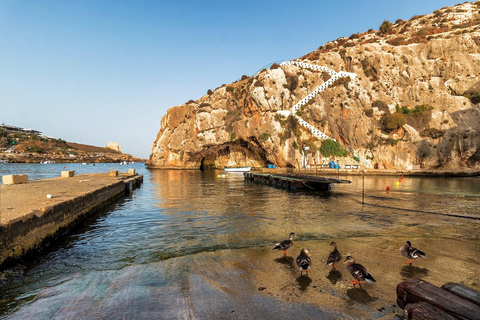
(0, 165, 479, 319)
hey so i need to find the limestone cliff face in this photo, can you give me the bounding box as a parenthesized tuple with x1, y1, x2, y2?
(148, 1, 480, 170)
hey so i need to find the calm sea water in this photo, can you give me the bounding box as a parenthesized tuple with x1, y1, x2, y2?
(0, 163, 479, 319)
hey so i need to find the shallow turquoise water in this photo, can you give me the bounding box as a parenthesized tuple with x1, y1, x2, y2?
(0, 163, 479, 319)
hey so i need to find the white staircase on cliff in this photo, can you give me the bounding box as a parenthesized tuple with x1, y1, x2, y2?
(278, 61, 357, 142)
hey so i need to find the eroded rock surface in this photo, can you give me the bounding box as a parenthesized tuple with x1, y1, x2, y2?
(148, 2, 480, 170)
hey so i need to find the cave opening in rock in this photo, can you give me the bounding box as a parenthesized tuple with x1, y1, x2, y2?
(199, 154, 216, 171)
(196, 139, 271, 170)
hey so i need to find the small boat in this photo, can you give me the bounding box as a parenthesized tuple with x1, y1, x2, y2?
(224, 166, 251, 172)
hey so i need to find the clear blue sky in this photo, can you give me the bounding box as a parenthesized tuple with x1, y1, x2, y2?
(0, 0, 463, 159)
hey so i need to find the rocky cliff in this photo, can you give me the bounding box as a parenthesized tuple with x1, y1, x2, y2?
(147, 1, 480, 170)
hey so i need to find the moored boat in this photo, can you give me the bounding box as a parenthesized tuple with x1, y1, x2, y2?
(224, 166, 251, 172)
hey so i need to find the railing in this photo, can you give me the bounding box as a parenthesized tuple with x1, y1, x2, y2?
(278, 61, 357, 142)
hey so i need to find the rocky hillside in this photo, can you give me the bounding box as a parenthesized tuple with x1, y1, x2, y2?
(0, 129, 144, 163)
(147, 1, 480, 170)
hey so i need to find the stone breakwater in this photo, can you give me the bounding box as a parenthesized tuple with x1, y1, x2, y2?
(0, 172, 143, 268)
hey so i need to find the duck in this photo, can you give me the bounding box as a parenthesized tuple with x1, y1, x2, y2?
(296, 248, 312, 276)
(399, 240, 427, 266)
(273, 232, 295, 256)
(344, 256, 376, 288)
(326, 241, 342, 270)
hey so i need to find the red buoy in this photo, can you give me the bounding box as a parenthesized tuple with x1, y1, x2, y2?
(386, 186, 390, 191)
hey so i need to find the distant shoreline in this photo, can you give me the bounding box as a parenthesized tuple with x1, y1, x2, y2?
(0, 153, 147, 164)
(145, 164, 480, 177)
(259, 167, 480, 177)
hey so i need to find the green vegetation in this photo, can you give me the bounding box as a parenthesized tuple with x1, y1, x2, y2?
(230, 132, 236, 141)
(301, 139, 318, 154)
(396, 104, 432, 116)
(385, 138, 399, 146)
(275, 113, 288, 125)
(382, 113, 406, 132)
(226, 86, 235, 93)
(259, 132, 271, 142)
(226, 110, 241, 116)
(286, 75, 298, 91)
(420, 128, 444, 139)
(285, 115, 302, 138)
(270, 63, 280, 70)
(463, 89, 480, 104)
(365, 109, 374, 117)
(319, 139, 348, 157)
(379, 20, 393, 35)
(372, 100, 388, 111)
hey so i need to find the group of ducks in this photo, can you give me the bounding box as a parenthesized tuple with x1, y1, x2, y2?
(273, 233, 427, 288)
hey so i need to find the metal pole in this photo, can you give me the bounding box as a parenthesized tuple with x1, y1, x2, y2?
(362, 170, 365, 204)
(337, 160, 339, 179)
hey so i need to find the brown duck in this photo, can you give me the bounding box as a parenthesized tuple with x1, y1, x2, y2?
(399, 240, 427, 266)
(296, 248, 312, 276)
(344, 256, 376, 288)
(273, 232, 295, 256)
(326, 241, 342, 270)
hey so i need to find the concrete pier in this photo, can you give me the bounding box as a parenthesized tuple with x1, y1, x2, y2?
(0, 172, 143, 268)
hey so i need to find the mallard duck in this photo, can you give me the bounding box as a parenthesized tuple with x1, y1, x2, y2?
(399, 240, 427, 266)
(273, 232, 295, 256)
(344, 256, 376, 288)
(296, 248, 312, 276)
(326, 241, 342, 270)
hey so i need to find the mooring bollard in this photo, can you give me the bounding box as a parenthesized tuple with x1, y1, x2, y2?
(109, 170, 119, 177)
(61, 171, 75, 178)
(2, 175, 28, 185)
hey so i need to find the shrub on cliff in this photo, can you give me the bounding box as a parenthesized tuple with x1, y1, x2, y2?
(372, 100, 388, 112)
(420, 128, 444, 139)
(382, 113, 406, 132)
(365, 109, 374, 117)
(379, 20, 393, 35)
(259, 132, 271, 142)
(286, 75, 298, 91)
(463, 89, 480, 104)
(270, 63, 280, 70)
(319, 139, 348, 157)
(396, 104, 432, 116)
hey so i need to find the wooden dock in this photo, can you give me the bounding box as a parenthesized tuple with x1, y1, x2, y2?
(243, 172, 351, 191)
(397, 278, 480, 319)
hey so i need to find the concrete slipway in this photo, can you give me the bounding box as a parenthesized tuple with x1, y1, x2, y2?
(0, 172, 143, 268)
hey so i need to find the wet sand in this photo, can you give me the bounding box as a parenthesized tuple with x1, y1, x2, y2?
(1, 169, 479, 319)
(3, 236, 479, 319)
